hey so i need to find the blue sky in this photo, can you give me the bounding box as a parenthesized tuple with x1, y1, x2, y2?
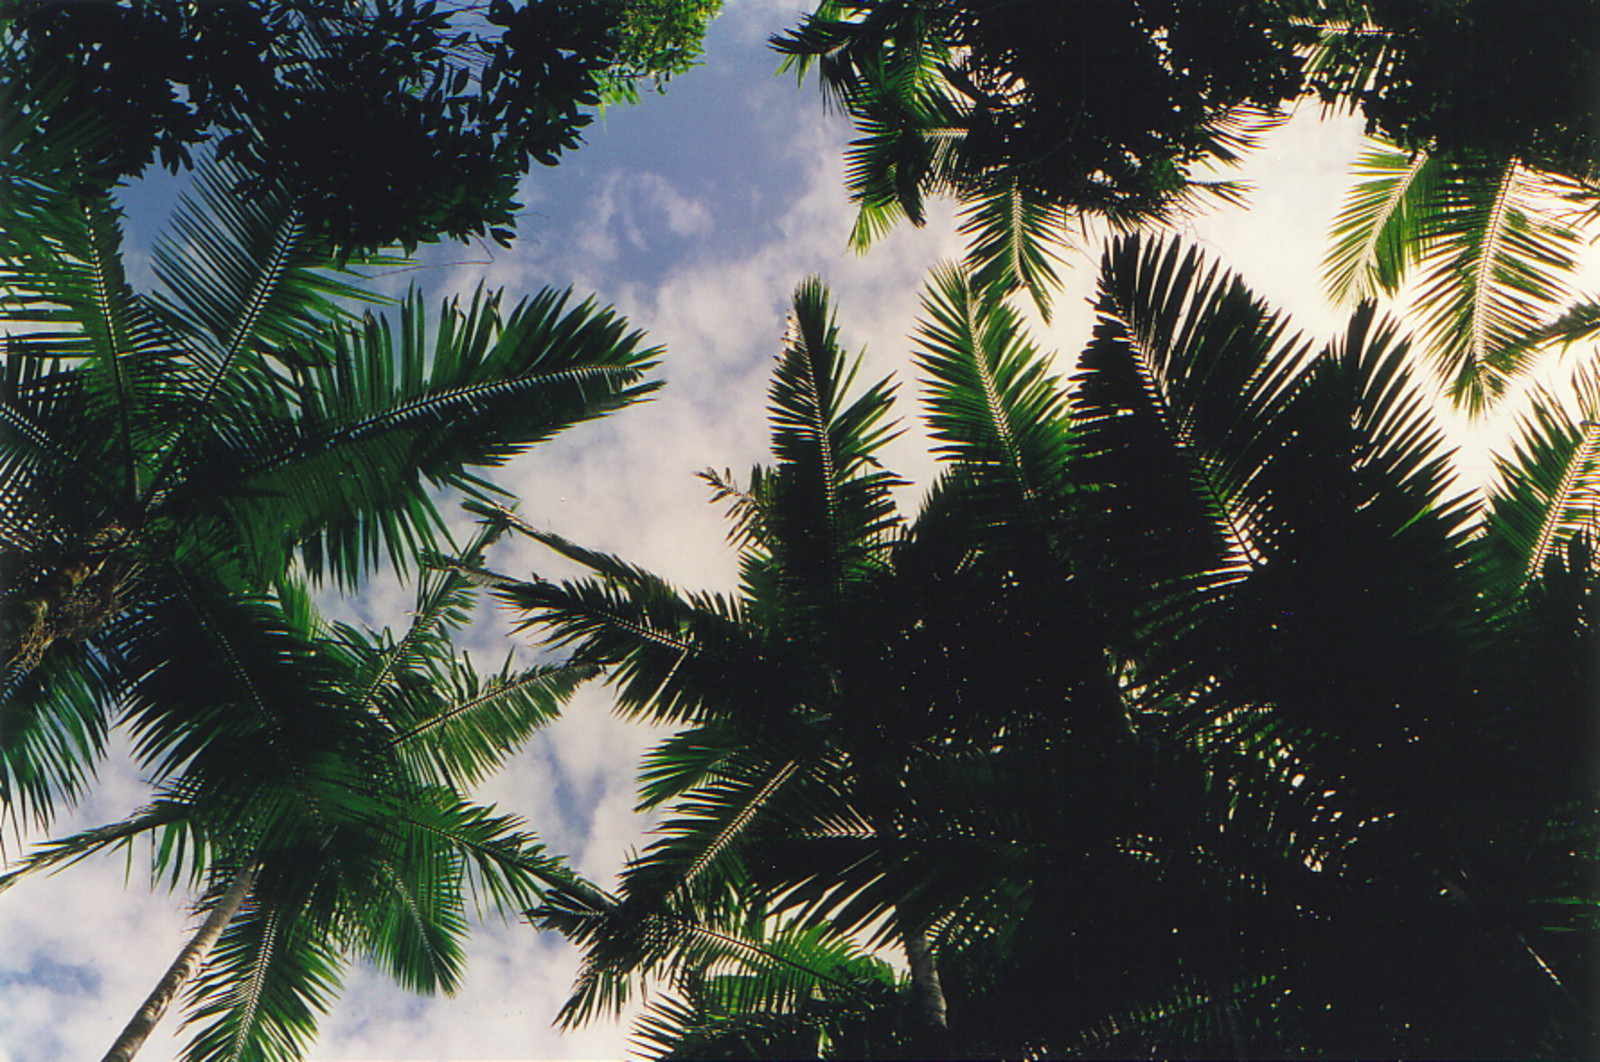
(0, 1, 1554, 1058)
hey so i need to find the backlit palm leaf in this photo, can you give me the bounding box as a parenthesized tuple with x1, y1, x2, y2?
(1326, 138, 1586, 409)
(1482, 366, 1600, 585)
(957, 176, 1072, 319)
(766, 278, 903, 615)
(913, 260, 1074, 525)
(1324, 142, 1439, 301)
(1071, 233, 1310, 657)
(1413, 155, 1582, 408)
(7, 548, 579, 1059)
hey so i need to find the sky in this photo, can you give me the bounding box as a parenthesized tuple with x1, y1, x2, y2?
(0, 1, 1571, 1059)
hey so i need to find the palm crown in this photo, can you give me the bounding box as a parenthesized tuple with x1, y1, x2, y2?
(492, 236, 1597, 1058)
(2, 528, 592, 1061)
(0, 159, 659, 827)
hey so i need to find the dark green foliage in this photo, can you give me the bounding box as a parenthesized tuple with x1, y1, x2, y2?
(775, 0, 1600, 345)
(1, 0, 721, 250)
(1304, 0, 1600, 179)
(506, 242, 1598, 1058)
(774, 0, 1301, 227)
(1, 534, 589, 1061)
(0, 157, 657, 826)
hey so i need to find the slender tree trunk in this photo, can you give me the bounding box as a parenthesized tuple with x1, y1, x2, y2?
(902, 918, 948, 1032)
(102, 862, 259, 1062)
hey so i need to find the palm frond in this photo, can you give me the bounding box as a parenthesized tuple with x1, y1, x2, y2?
(0, 636, 116, 829)
(116, 569, 368, 825)
(381, 791, 574, 916)
(1413, 156, 1583, 408)
(0, 191, 176, 501)
(349, 522, 507, 719)
(498, 569, 766, 728)
(385, 660, 595, 788)
(1324, 141, 1439, 301)
(914, 261, 1074, 529)
(698, 467, 774, 553)
(1532, 297, 1600, 350)
(182, 881, 345, 1062)
(1070, 233, 1309, 636)
(148, 159, 390, 417)
(957, 176, 1072, 319)
(767, 278, 904, 613)
(1482, 366, 1600, 585)
(0, 800, 190, 892)
(355, 840, 468, 996)
(1324, 144, 1585, 410)
(629, 920, 898, 1060)
(637, 719, 745, 810)
(190, 286, 660, 587)
(839, 72, 967, 240)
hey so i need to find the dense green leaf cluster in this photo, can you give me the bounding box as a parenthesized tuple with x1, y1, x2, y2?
(0, 146, 660, 1057)
(774, 0, 1302, 228)
(3, 534, 593, 1060)
(0, 159, 657, 827)
(0, 0, 721, 249)
(1303, 0, 1600, 179)
(501, 241, 1598, 1058)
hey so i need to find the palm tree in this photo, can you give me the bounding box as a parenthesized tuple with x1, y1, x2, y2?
(0, 158, 659, 829)
(484, 271, 1219, 1057)
(500, 238, 1597, 1057)
(1063, 233, 1596, 1056)
(0, 529, 593, 1061)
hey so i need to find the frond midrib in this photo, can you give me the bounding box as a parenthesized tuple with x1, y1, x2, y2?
(1105, 296, 1263, 572)
(1466, 161, 1521, 367)
(1522, 417, 1600, 582)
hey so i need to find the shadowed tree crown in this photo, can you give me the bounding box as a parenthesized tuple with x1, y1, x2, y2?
(2, 0, 721, 250)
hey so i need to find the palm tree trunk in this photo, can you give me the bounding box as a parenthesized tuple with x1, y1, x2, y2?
(902, 918, 948, 1031)
(102, 862, 259, 1062)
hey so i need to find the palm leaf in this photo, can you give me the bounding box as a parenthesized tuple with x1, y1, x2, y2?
(1327, 141, 1585, 409)
(1481, 366, 1600, 585)
(182, 880, 345, 1062)
(767, 278, 904, 614)
(628, 920, 897, 1060)
(1413, 155, 1583, 408)
(149, 160, 386, 393)
(380, 791, 574, 917)
(0, 800, 190, 892)
(1324, 141, 1439, 301)
(384, 659, 595, 788)
(354, 836, 469, 996)
(186, 286, 659, 586)
(913, 260, 1074, 527)
(957, 176, 1072, 320)
(0, 192, 176, 501)
(499, 573, 762, 727)
(838, 71, 966, 241)
(1070, 233, 1310, 638)
(0, 635, 116, 829)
